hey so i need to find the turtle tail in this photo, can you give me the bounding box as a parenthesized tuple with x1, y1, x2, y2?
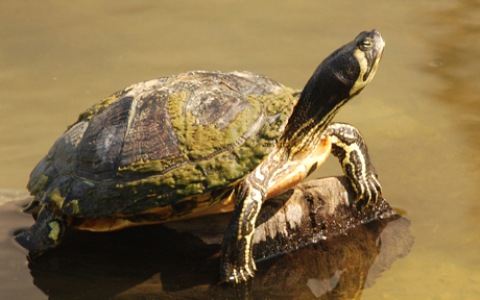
(15, 203, 70, 258)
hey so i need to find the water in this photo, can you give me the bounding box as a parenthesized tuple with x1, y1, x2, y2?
(1, 0, 479, 299)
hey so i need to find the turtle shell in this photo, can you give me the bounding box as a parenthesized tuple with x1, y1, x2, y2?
(27, 71, 297, 221)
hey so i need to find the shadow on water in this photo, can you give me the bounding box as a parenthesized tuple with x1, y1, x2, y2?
(422, 0, 480, 143)
(1, 182, 413, 300)
(421, 0, 480, 229)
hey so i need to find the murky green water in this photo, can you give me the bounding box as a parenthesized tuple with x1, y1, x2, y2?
(1, 0, 479, 299)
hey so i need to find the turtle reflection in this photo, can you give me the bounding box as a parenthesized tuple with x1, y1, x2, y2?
(26, 177, 413, 300)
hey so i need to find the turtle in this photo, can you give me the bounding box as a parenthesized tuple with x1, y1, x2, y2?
(16, 29, 385, 282)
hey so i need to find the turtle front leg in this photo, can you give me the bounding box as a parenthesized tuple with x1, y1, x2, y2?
(324, 122, 383, 207)
(220, 169, 268, 283)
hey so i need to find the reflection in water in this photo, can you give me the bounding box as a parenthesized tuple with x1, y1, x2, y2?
(3, 177, 413, 300)
(25, 214, 411, 300)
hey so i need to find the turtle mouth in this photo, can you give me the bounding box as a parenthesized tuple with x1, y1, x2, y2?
(363, 30, 385, 80)
(370, 29, 386, 56)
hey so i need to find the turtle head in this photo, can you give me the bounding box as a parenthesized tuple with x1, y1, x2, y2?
(311, 29, 385, 99)
(282, 30, 385, 143)
(341, 30, 385, 96)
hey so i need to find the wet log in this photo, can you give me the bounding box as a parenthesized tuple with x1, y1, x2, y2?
(165, 176, 398, 260)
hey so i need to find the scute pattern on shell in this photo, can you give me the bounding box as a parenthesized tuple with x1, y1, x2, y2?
(28, 71, 298, 219)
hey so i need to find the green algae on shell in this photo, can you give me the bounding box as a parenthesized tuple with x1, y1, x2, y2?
(25, 71, 299, 219)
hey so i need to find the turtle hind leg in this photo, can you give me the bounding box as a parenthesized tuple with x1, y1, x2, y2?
(15, 203, 70, 258)
(323, 122, 383, 207)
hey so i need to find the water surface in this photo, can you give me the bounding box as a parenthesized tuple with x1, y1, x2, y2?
(1, 0, 479, 299)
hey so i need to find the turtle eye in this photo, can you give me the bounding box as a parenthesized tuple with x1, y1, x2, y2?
(360, 38, 373, 51)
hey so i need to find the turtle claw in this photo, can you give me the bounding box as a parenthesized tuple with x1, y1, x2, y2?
(354, 172, 383, 208)
(221, 261, 256, 283)
(220, 242, 257, 283)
